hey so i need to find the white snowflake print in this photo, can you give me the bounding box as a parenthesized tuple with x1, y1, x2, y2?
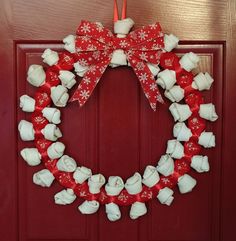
(38, 141, 46, 149)
(141, 191, 153, 199)
(78, 58, 88, 67)
(63, 55, 73, 64)
(83, 76, 91, 85)
(139, 72, 148, 83)
(98, 37, 105, 43)
(96, 23, 104, 32)
(156, 94, 164, 103)
(141, 46, 147, 51)
(79, 90, 90, 100)
(136, 61, 145, 71)
(145, 92, 150, 99)
(80, 22, 91, 33)
(129, 31, 137, 40)
(99, 66, 107, 74)
(139, 52, 148, 61)
(92, 51, 100, 60)
(117, 193, 128, 202)
(88, 65, 97, 74)
(150, 83, 157, 91)
(119, 40, 128, 48)
(150, 23, 157, 29)
(81, 36, 91, 43)
(80, 191, 87, 197)
(150, 55, 154, 60)
(150, 103, 156, 110)
(177, 165, 182, 171)
(126, 49, 134, 59)
(151, 43, 160, 50)
(99, 192, 107, 202)
(102, 46, 110, 57)
(87, 44, 96, 51)
(162, 178, 170, 184)
(138, 30, 148, 40)
(107, 31, 113, 37)
(34, 116, 46, 124)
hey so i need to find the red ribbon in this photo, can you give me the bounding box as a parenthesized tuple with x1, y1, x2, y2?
(70, 20, 165, 111)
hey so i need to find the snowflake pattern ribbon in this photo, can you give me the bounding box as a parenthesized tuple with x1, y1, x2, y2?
(70, 20, 165, 111)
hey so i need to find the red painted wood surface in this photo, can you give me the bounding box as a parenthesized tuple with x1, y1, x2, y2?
(0, 1, 235, 241)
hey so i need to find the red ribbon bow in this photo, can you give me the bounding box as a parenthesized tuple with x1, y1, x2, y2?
(70, 20, 165, 111)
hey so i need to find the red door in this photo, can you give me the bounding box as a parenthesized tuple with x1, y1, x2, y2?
(0, 1, 235, 241)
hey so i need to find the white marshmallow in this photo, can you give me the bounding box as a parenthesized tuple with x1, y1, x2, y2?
(156, 69, 176, 90)
(42, 107, 61, 124)
(173, 122, 192, 141)
(54, 189, 76, 205)
(33, 169, 55, 187)
(59, 70, 76, 89)
(191, 155, 210, 173)
(142, 165, 160, 187)
(157, 187, 174, 205)
(179, 52, 200, 72)
(105, 203, 121, 221)
(56, 155, 77, 172)
(74, 62, 89, 77)
(166, 139, 184, 159)
(164, 85, 184, 102)
(42, 49, 59, 66)
(27, 64, 46, 87)
(88, 174, 106, 194)
(169, 103, 192, 122)
(199, 103, 218, 121)
(50, 85, 69, 107)
(125, 172, 143, 195)
(164, 34, 179, 52)
(156, 154, 174, 177)
(78, 200, 100, 214)
(20, 148, 41, 166)
(18, 120, 35, 141)
(130, 202, 147, 220)
(63, 35, 76, 53)
(178, 174, 197, 194)
(110, 49, 127, 67)
(20, 95, 35, 112)
(47, 142, 65, 159)
(147, 63, 160, 76)
(198, 132, 216, 148)
(114, 18, 134, 35)
(105, 176, 124, 196)
(192, 72, 214, 91)
(41, 124, 62, 141)
(73, 166, 92, 184)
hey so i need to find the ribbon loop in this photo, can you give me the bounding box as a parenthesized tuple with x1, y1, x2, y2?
(70, 20, 165, 111)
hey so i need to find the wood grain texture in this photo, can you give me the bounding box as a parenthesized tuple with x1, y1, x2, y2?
(0, 0, 235, 241)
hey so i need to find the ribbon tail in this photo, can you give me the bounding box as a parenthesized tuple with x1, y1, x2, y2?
(70, 58, 111, 106)
(128, 55, 164, 111)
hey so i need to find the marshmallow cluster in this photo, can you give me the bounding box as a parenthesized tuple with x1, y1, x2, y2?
(179, 52, 200, 72)
(27, 65, 46, 87)
(74, 62, 89, 77)
(73, 166, 92, 184)
(54, 189, 76, 205)
(63, 35, 76, 53)
(88, 174, 106, 194)
(42, 49, 59, 66)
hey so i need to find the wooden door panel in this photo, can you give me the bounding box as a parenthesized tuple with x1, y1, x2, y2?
(16, 42, 223, 241)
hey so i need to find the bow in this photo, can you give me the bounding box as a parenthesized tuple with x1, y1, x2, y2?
(70, 20, 165, 111)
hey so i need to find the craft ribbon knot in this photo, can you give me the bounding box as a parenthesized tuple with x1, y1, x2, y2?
(70, 20, 165, 111)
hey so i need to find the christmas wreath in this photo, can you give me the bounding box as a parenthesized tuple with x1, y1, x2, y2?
(18, 0, 218, 221)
